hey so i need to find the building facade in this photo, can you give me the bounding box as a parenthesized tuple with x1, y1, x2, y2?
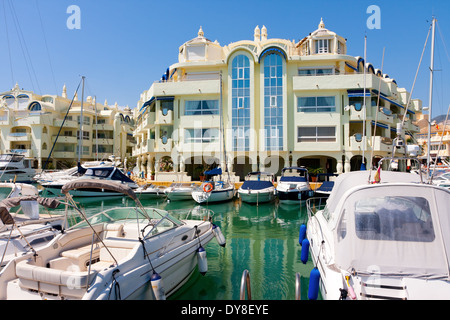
(133, 20, 422, 181)
(0, 83, 135, 169)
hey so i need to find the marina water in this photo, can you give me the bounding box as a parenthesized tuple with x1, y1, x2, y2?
(46, 194, 318, 300)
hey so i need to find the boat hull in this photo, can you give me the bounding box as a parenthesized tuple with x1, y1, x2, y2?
(238, 188, 276, 204)
(166, 191, 193, 201)
(192, 187, 235, 204)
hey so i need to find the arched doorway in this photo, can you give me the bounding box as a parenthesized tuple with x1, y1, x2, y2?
(233, 156, 252, 181)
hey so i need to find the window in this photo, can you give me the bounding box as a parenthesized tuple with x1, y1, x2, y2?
(184, 128, 219, 143)
(264, 53, 284, 151)
(298, 68, 334, 76)
(185, 100, 219, 115)
(315, 39, 330, 54)
(353, 196, 434, 242)
(298, 96, 335, 112)
(298, 126, 336, 142)
(77, 131, 90, 140)
(77, 116, 90, 125)
(28, 102, 41, 111)
(232, 54, 251, 151)
(161, 100, 173, 116)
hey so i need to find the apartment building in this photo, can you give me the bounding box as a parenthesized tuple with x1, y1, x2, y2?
(0, 83, 135, 169)
(133, 20, 422, 181)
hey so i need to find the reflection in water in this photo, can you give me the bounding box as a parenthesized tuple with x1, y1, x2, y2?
(44, 193, 316, 300)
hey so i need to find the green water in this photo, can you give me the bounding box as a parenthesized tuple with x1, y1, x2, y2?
(46, 194, 317, 300)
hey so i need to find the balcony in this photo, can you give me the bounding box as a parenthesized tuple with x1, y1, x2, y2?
(156, 138, 172, 152)
(8, 133, 31, 141)
(93, 123, 114, 131)
(93, 138, 114, 146)
(349, 135, 395, 153)
(53, 151, 76, 158)
(52, 135, 77, 144)
(53, 119, 78, 128)
(156, 110, 173, 125)
(150, 79, 220, 97)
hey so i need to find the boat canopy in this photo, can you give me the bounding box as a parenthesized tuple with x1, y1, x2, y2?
(61, 179, 137, 201)
(325, 171, 450, 280)
(0, 196, 61, 225)
(240, 180, 274, 190)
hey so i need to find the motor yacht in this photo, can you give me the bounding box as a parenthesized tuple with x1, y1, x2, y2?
(304, 159, 450, 300)
(238, 172, 276, 204)
(41, 166, 138, 197)
(0, 153, 36, 183)
(0, 179, 225, 300)
(276, 167, 312, 203)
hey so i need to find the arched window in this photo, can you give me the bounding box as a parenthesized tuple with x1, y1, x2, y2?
(28, 102, 42, 111)
(231, 54, 251, 151)
(263, 53, 284, 151)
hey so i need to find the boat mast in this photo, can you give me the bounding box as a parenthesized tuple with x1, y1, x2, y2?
(361, 35, 367, 170)
(78, 76, 85, 168)
(426, 18, 436, 178)
(94, 95, 98, 161)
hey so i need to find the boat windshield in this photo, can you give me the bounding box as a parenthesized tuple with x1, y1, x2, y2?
(69, 207, 183, 234)
(85, 168, 113, 178)
(335, 185, 450, 279)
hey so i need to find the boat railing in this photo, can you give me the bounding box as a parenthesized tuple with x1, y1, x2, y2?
(306, 197, 328, 220)
(240, 269, 252, 300)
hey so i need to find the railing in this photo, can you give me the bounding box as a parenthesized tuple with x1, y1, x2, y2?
(240, 269, 252, 300)
(306, 197, 328, 220)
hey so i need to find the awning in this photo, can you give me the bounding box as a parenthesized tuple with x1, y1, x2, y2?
(347, 89, 371, 98)
(371, 120, 389, 129)
(204, 168, 222, 176)
(378, 95, 415, 114)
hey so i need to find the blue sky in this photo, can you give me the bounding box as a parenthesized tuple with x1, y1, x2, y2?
(1, 0, 450, 118)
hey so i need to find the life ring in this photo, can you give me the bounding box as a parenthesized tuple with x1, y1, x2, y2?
(203, 183, 213, 193)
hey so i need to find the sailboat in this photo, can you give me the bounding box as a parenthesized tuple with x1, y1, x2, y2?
(192, 72, 235, 204)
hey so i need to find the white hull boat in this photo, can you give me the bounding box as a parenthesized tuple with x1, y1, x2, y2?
(277, 167, 312, 203)
(304, 164, 450, 300)
(42, 166, 138, 197)
(0, 153, 36, 184)
(0, 179, 226, 300)
(192, 181, 235, 204)
(134, 184, 166, 200)
(238, 172, 276, 204)
(165, 183, 196, 201)
(0, 195, 64, 268)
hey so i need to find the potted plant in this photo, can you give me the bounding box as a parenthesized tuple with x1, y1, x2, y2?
(195, 164, 207, 181)
(308, 167, 324, 182)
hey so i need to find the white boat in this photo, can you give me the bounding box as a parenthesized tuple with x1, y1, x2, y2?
(165, 183, 196, 201)
(0, 195, 64, 268)
(276, 167, 312, 203)
(34, 160, 114, 185)
(0, 179, 225, 300)
(305, 161, 450, 300)
(42, 166, 138, 197)
(238, 172, 276, 204)
(0, 153, 36, 183)
(0, 182, 38, 202)
(192, 168, 235, 204)
(134, 183, 167, 200)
